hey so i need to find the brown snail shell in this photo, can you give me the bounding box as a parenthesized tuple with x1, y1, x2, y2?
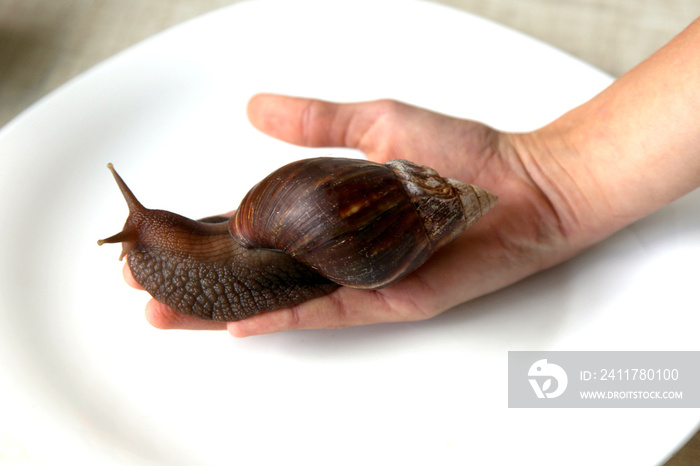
(98, 157, 497, 321)
(230, 158, 496, 288)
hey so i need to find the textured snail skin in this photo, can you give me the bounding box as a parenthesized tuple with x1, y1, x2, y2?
(126, 218, 339, 321)
(98, 158, 497, 322)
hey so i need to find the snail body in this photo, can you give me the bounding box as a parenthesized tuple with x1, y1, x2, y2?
(99, 157, 497, 321)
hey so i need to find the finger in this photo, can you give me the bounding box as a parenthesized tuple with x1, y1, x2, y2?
(246, 93, 392, 152)
(226, 285, 433, 337)
(226, 289, 376, 337)
(145, 299, 227, 331)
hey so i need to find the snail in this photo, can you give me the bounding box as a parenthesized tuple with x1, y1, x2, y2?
(98, 157, 497, 321)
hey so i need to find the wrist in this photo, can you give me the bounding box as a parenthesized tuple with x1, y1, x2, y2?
(502, 122, 615, 248)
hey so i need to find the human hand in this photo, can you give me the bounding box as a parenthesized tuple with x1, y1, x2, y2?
(128, 94, 587, 336)
(128, 17, 700, 336)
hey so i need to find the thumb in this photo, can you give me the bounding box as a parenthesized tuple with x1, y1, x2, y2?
(246, 93, 383, 151)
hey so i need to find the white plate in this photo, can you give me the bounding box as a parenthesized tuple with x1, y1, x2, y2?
(0, 0, 698, 464)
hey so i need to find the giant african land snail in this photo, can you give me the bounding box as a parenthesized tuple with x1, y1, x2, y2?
(98, 157, 497, 321)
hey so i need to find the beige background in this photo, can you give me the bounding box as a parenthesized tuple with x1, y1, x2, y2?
(0, 0, 698, 464)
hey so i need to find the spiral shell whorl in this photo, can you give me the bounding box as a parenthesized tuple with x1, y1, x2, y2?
(386, 160, 497, 246)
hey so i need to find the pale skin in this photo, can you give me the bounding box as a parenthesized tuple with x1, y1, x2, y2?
(125, 17, 700, 337)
